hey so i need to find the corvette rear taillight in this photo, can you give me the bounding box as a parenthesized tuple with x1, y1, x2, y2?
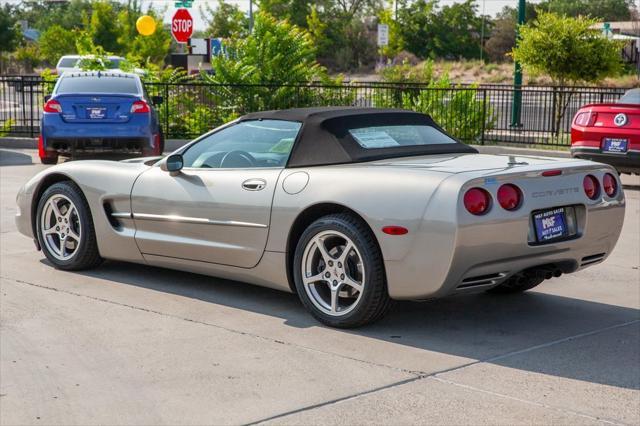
(583, 175, 600, 200)
(464, 188, 491, 215)
(574, 111, 597, 127)
(131, 100, 150, 114)
(43, 99, 62, 113)
(497, 184, 522, 211)
(602, 173, 618, 197)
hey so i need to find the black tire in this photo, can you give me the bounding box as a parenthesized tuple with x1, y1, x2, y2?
(487, 272, 545, 294)
(36, 181, 103, 270)
(40, 155, 58, 165)
(293, 213, 392, 328)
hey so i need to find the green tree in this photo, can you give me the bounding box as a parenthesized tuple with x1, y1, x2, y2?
(38, 25, 77, 65)
(398, 0, 485, 60)
(259, 0, 317, 28)
(538, 0, 634, 22)
(85, 0, 122, 54)
(435, 0, 483, 59)
(200, 0, 249, 38)
(512, 12, 623, 134)
(15, 44, 41, 73)
(397, 0, 439, 59)
(0, 4, 21, 61)
(202, 12, 344, 121)
(206, 11, 327, 85)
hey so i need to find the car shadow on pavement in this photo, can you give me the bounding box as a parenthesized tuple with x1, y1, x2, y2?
(0, 149, 33, 166)
(60, 258, 640, 391)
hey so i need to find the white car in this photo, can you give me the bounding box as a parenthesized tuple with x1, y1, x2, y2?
(55, 55, 144, 75)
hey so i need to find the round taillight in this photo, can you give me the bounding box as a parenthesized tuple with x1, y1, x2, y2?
(464, 188, 491, 215)
(497, 184, 522, 210)
(602, 173, 618, 197)
(583, 175, 600, 200)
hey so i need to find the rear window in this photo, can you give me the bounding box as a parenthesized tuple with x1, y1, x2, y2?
(348, 125, 457, 149)
(618, 89, 640, 105)
(57, 57, 78, 67)
(56, 76, 139, 94)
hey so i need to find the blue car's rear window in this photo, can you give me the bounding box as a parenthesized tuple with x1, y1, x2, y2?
(56, 76, 139, 94)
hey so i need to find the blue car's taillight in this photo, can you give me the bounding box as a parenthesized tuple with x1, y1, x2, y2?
(131, 100, 150, 114)
(43, 99, 62, 113)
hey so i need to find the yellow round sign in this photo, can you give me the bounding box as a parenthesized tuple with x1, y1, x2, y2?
(136, 15, 156, 36)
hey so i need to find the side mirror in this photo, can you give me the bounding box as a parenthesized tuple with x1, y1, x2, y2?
(44, 94, 51, 102)
(151, 95, 163, 105)
(161, 154, 183, 174)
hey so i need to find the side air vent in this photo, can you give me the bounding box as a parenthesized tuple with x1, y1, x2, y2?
(103, 202, 131, 229)
(457, 272, 508, 289)
(581, 253, 606, 267)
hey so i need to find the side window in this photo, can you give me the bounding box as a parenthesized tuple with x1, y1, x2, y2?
(182, 120, 302, 169)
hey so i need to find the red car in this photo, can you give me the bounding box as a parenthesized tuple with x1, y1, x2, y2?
(571, 88, 640, 175)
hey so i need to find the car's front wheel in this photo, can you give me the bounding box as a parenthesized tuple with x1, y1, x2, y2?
(36, 181, 103, 270)
(293, 214, 392, 328)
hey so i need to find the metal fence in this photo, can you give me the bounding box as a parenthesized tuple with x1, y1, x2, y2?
(0, 75, 630, 146)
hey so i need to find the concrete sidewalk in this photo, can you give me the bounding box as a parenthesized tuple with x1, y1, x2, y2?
(0, 148, 639, 425)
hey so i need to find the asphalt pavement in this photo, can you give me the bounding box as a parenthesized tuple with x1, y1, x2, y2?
(1, 149, 639, 425)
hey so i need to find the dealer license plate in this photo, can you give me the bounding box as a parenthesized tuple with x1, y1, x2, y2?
(602, 138, 628, 153)
(86, 107, 106, 119)
(533, 207, 568, 243)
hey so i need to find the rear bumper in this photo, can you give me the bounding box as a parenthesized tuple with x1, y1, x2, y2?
(44, 137, 151, 154)
(41, 114, 157, 154)
(385, 165, 625, 300)
(571, 148, 640, 174)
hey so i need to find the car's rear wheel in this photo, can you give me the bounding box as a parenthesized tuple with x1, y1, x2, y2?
(293, 213, 391, 328)
(36, 182, 103, 270)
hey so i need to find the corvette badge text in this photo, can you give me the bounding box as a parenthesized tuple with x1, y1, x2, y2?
(531, 187, 580, 198)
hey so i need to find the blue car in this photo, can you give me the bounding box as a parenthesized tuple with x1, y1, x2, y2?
(39, 71, 164, 164)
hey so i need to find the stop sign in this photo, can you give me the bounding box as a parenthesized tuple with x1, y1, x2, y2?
(171, 8, 193, 44)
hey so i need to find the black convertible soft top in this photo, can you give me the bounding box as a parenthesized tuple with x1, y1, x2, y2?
(239, 107, 478, 168)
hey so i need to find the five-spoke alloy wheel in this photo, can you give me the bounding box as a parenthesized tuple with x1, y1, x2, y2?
(294, 213, 392, 328)
(301, 230, 365, 316)
(36, 182, 102, 270)
(40, 194, 82, 261)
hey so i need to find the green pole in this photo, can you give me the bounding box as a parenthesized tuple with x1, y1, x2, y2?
(511, 0, 525, 127)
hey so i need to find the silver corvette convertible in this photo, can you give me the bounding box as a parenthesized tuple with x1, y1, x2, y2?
(16, 107, 625, 327)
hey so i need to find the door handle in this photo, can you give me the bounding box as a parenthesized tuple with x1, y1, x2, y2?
(242, 178, 266, 191)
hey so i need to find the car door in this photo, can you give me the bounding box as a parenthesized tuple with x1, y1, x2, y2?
(131, 119, 301, 268)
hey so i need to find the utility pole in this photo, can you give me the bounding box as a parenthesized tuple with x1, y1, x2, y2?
(249, 0, 254, 33)
(511, 0, 525, 127)
(479, 0, 486, 61)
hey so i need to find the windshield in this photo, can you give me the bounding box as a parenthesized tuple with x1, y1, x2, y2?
(57, 57, 78, 67)
(618, 89, 640, 105)
(107, 58, 123, 69)
(182, 120, 302, 168)
(56, 76, 139, 94)
(348, 124, 458, 149)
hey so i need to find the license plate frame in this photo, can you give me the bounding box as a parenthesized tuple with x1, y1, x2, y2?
(602, 138, 628, 154)
(86, 107, 106, 119)
(532, 207, 570, 243)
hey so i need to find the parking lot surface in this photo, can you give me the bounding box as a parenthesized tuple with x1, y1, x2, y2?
(1, 149, 639, 425)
